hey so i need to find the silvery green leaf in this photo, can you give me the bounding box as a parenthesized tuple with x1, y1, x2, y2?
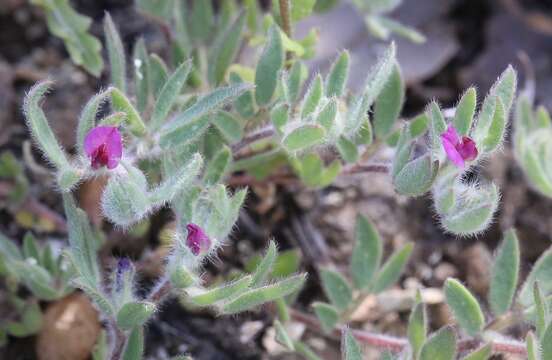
(76, 89, 112, 154)
(282, 124, 326, 152)
(23, 81, 70, 170)
(190, 275, 252, 306)
(229, 72, 256, 118)
(271, 103, 290, 133)
(104, 13, 126, 93)
(212, 111, 243, 143)
(62, 193, 100, 284)
(462, 343, 492, 360)
(453, 87, 476, 136)
(148, 54, 169, 96)
(481, 98, 505, 153)
(371, 242, 413, 293)
(150, 59, 193, 130)
(32, 0, 103, 76)
(408, 299, 427, 359)
(208, 15, 246, 85)
(221, 274, 306, 314)
(22, 232, 40, 261)
(353, 120, 373, 145)
(526, 332, 539, 360)
(189, 0, 214, 41)
(350, 215, 382, 289)
(320, 268, 353, 311)
(428, 102, 447, 158)
(92, 330, 108, 360)
(72, 277, 114, 316)
(312, 302, 339, 333)
(393, 154, 439, 196)
(5, 300, 42, 337)
(116, 301, 156, 330)
(274, 319, 295, 350)
(337, 136, 359, 163)
(419, 326, 456, 360)
(161, 83, 252, 148)
(489, 229, 520, 316)
(439, 182, 499, 236)
(317, 98, 338, 133)
(150, 153, 203, 205)
(0, 233, 22, 260)
(170, 264, 199, 289)
(444, 278, 484, 336)
(543, 323, 552, 360)
(519, 246, 552, 307)
(122, 327, 144, 360)
(374, 63, 404, 139)
(204, 146, 231, 185)
(11, 261, 59, 300)
(375, 16, 426, 43)
(533, 282, 547, 340)
(287, 61, 308, 103)
(111, 88, 147, 136)
(409, 113, 429, 138)
(342, 328, 363, 360)
(325, 51, 350, 98)
(133, 38, 150, 114)
(301, 74, 323, 118)
(251, 240, 277, 287)
(392, 129, 413, 177)
(255, 25, 284, 107)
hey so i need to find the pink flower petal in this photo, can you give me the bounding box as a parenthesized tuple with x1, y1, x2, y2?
(441, 124, 460, 146)
(84, 126, 122, 170)
(186, 223, 211, 256)
(458, 137, 478, 162)
(442, 134, 465, 168)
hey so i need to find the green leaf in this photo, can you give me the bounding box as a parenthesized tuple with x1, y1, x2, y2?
(111, 88, 147, 136)
(255, 24, 284, 106)
(133, 38, 150, 114)
(32, 0, 103, 76)
(534, 282, 547, 340)
(489, 229, 520, 316)
(419, 326, 456, 360)
(136, 0, 174, 21)
(148, 54, 169, 97)
(271, 102, 290, 133)
(371, 243, 413, 293)
(76, 89, 112, 154)
(212, 111, 243, 143)
(290, 0, 316, 21)
(221, 274, 306, 314)
(301, 74, 324, 118)
(543, 322, 552, 360)
(189, 0, 214, 41)
(251, 240, 278, 287)
(294, 340, 324, 360)
(104, 13, 126, 93)
(274, 319, 295, 350)
(444, 278, 485, 336)
(190, 276, 253, 306)
(320, 268, 353, 311)
(23, 232, 40, 261)
(282, 124, 326, 152)
(526, 332, 539, 360)
(342, 328, 363, 360)
(0, 233, 22, 261)
(150, 60, 193, 130)
(462, 343, 492, 360)
(161, 83, 252, 148)
(491, 65, 517, 115)
(428, 102, 447, 156)
(229, 72, 256, 118)
(208, 15, 246, 85)
(116, 302, 156, 330)
(312, 302, 339, 333)
(23, 81, 70, 170)
(286, 61, 308, 103)
(409, 113, 429, 138)
(337, 136, 359, 163)
(204, 145, 231, 185)
(453, 87, 476, 136)
(393, 155, 438, 196)
(325, 50, 350, 98)
(102, 172, 150, 226)
(122, 327, 144, 360)
(481, 98, 505, 153)
(374, 63, 404, 139)
(519, 245, 552, 307)
(408, 300, 427, 359)
(350, 215, 382, 289)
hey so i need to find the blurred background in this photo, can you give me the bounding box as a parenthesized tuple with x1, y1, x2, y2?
(0, 0, 552, 359)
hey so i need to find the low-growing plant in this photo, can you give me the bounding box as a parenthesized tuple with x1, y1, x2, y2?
(2, 0, 551, 359)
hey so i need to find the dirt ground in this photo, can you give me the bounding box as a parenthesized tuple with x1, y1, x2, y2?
(1, 0, 552, 359)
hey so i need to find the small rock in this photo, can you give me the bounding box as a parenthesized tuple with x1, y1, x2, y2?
(240, 320, 264, 344)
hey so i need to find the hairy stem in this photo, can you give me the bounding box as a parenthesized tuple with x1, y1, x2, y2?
(109, 321, 127, 360)
(278, 0, 292, 38)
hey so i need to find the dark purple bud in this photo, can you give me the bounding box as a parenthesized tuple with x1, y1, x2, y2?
(186, 223, 211, 256)
(115, 257, 133, 292)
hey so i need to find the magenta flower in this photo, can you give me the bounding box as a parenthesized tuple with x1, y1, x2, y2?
(186, 223, 211, 256)
(441, 125, 478, 168)
(84, 126, 122, 169)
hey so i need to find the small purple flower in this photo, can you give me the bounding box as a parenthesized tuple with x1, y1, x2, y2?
(115, 257, 133, 292)
(441, 125, 478, 168)
(186, 223, 211, 256)
(84, 126, 122, 170)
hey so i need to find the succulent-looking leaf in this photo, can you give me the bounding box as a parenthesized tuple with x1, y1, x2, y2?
(255, 25, 284, 106)
(453, 87, 477, 136)
(419, 326, 456, 360)
(313, 302, 339, 333)
(320, 268, 353, 310)
(350, 215, 382, 289)
(489, 229, 520, 316)
(221, 274, 306, 314)
(444, 279, 485, 336)
(342, 328, 363, 360)
(325, 51, 350, 98)
(371, 242, 413, 293)
(374, 63, 404, 139)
